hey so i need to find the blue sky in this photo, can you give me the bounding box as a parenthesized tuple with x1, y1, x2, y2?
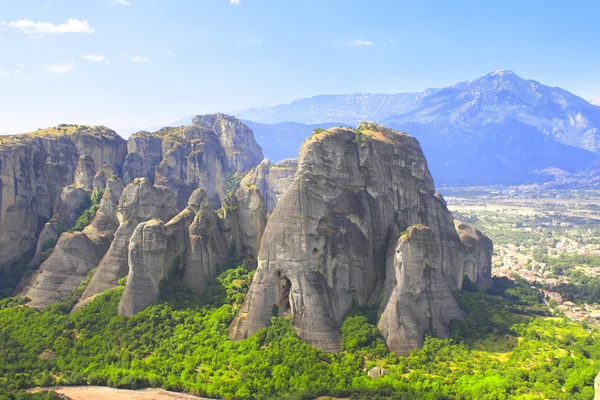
(1, 0, 599, 134)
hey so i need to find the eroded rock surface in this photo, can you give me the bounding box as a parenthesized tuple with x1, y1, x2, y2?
(0, 126, 126, 269)
(18, 178, 124, 308)
(240, 158, 297, 214)
(454, 220, 494, 291)
(229, 123, 476, 353)
(377, 225, 465, 356)
(118, 219, 168, 316)
(76, 178, 177, 308)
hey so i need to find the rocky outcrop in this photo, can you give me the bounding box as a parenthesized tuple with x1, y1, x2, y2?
(93, 164, 118, 192)
(118, 219, 168, 316)
(377, 225, 465, 356)
(240, 158, 297, 214)
(229, 123, 472, 353)
(122, 135, 163, 184)
(18, 232, 101, 308)
(74, 155, 96, 190)
(192, 114, 264, 173)
(29, 185, 89, 266)
(18, 178, 124, 308)
(75, 179, 177, 309)
(0, 126, 126, 269)
(123, 115, 264, 210)
(118, 188, 226, 315)
(454, 221, 493, 291)
(182, 205, 229, 294)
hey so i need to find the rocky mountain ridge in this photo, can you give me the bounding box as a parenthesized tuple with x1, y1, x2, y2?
(233, 71, 600, 185)
(1, 115, 493, 356)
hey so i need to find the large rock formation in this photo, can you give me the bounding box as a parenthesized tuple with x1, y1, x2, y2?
(240, 158, 297, 214)
(182, 204, 229, 294)
(123, 114, 264, 209)
(454, 220, 494, 291)
(118, 219, 169, 316)
(229, 123, 491, 354)
(118, 189, 228, 315)
(17, 177, 124, 308)
(75, 178, 177, 309)
(0, 125, 126, 269)
(377, 225, 465, 356)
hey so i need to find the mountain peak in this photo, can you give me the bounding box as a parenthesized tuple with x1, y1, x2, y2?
(488, 69, 518, 78)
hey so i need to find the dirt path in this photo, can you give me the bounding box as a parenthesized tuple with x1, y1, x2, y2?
(31, 386, 214, 400)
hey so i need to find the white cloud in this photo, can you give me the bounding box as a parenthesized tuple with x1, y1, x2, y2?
(122, 53, 149, 62)
(388, 38, 397, 43)
(45, 61, 75, 74)
(230, 0, 242, 4)
(2, 19, 94, 38)
(0, 64, 25, 76)
(110, 0, 131, 5)
(82, 54, 110, 64)
(346, 39, 373, 46)
(166, 50, 175, 56)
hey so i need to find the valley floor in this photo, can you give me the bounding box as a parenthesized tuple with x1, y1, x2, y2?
(31, 387, 213, 400)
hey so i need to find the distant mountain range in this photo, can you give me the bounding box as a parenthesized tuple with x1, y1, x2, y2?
(232, 71, 600, 185)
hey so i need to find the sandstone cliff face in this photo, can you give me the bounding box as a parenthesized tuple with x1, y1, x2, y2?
(182, 206, 229, 294)
(118, 189, 227, 315)
(192, 114, 264, 173)
(377, 225, 465, 356)
(122, 115, 263, 209)
(454, 221, 494, 291)
(0, 126, 126, 269)
(240, 158, 297, 214)
(17, 178, 124, 309)
(229, 123, 477, 353)
(118, 219, 168, 316)
(76, 178, 177, 308)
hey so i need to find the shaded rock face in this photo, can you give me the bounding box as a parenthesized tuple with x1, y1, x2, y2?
(17, 178, 124, 309)
(183, 206, 229, 294)
(377, 226, 465, 356)
(229, 123, 473, 353)
(192, 113, 264, 173)
(74, 155, 96, 190)
(122, 135, 163, 184)
(118, 219, 168, 316)
(29, 185, 89, 266)
(240, 158, 298, 214)
(18, 232, 101, 308)
(0, 127, 126, 269)
(118, 189, 227, 315)
(93, 164, 118, 192)
(454, 221, 493, 291)
(123, 115, 264, 210)
(76, 179, 177, 308)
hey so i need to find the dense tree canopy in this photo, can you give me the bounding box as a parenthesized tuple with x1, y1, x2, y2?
(0, 264, 598, 399)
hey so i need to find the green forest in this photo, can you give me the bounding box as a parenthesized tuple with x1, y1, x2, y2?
(0, 261, 599, 399)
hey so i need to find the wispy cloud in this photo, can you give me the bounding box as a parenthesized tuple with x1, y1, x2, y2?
(0, 64, 25, 76)
(346, 39, 373, 46)
(1, 19, 94, 38)
(45, 61, 75, 74)
(230, 0, 242, 4)
(122, 53, 149, 62)
(166, 50, 176, 57)
(388, 38, 397, 43)
(82, 54, 110, 64)
(110, 0, 131, 5)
